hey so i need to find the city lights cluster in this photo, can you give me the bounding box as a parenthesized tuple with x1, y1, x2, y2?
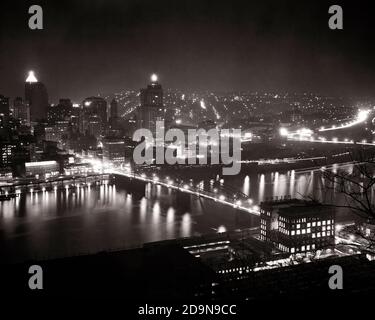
(318, 109, 370, 132)
(279, 108, 374, 146)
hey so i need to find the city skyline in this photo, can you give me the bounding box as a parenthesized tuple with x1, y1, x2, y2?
(1, 0, 375, 102)
(2, 0, 375, 305)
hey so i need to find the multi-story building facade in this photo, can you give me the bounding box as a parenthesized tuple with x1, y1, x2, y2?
(45, 121, 70, 148)
(102, 137, 125, 164)
(137, 74, 165, 138)
(12, 97, 30, 126)
(260, 198, 335, 254)
(25, 71, 49, 121)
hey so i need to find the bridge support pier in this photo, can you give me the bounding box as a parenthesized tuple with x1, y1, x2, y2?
(175, 192, 191, 212)
(111, 174, 146, 197)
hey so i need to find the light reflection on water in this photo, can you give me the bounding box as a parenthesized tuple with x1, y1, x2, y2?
(258, 174, 265, 201)
(0, 165, 356, 263)
(243, 175, 250, 196)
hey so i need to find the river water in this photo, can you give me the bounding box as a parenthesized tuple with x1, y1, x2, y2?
(0, 165, 356, 263)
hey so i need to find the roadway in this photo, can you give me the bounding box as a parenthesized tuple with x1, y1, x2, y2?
(109, 168, 260, 215)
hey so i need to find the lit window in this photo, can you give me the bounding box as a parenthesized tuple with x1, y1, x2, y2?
(297, 224, 300, 229)
(291, 231, 295, 236)
(297, 230, 301, 235)
(307, 228, 311, 233)
(291, 248, 295, 253)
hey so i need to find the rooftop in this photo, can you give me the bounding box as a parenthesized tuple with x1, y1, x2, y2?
(261, 198, 334, 216)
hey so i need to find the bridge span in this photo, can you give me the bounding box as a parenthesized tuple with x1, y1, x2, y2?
(109, 169, 260, 216)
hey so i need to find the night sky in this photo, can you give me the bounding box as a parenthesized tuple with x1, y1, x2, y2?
(1, 0, 375, 102)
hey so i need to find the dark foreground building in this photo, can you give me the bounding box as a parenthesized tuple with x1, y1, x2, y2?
(0, 243, 216, 301)
(1, 240, 375, 304)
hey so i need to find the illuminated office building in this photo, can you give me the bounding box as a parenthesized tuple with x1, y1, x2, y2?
(25, 71, 49, 121)
(103, 137, 125, 164)
(110, 98, 118, 123)
(82, 97, 107, 123)
(137, 74, 165, 136)
(12, 97, 30, 125)
(0, 94, 10, 118)
(260, 198, 335, 254)
(47, 99, 73, 123)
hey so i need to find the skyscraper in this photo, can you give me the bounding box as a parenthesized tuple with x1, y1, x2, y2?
(81, 96, 108, 133)
(25, 71, 49, 122)
(0, 94, 10, 118)
(47, 99, 73, 123)
(12, 97, 30, 126)
(82, 97, 107, 123)
(137, 74, 165, 135)
(110, 98, 118, 123)
(0, 95, 10, 140)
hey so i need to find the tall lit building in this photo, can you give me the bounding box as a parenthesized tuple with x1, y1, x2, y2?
(102, 137, 125, 164)
(12, 97, 30, 126)
(80, 97, 108, 135)
(82, 97, 107, 123)
(25, 71, 49, 121)
(260, 198, 335, 254)
(109, 98, 120, 130)
(137, 74, 165, 135)
(0, 94, 9, 135)
(47, 99, 73, 123)
(0, 94, 10, 118)
(110, 98, 118, 121)
(88, 115, 102, 139)
(0, 143, 15, 168)
(45, 120, 70, 148)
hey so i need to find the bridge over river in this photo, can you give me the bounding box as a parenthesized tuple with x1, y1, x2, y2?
(109, 169, 260, 216)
